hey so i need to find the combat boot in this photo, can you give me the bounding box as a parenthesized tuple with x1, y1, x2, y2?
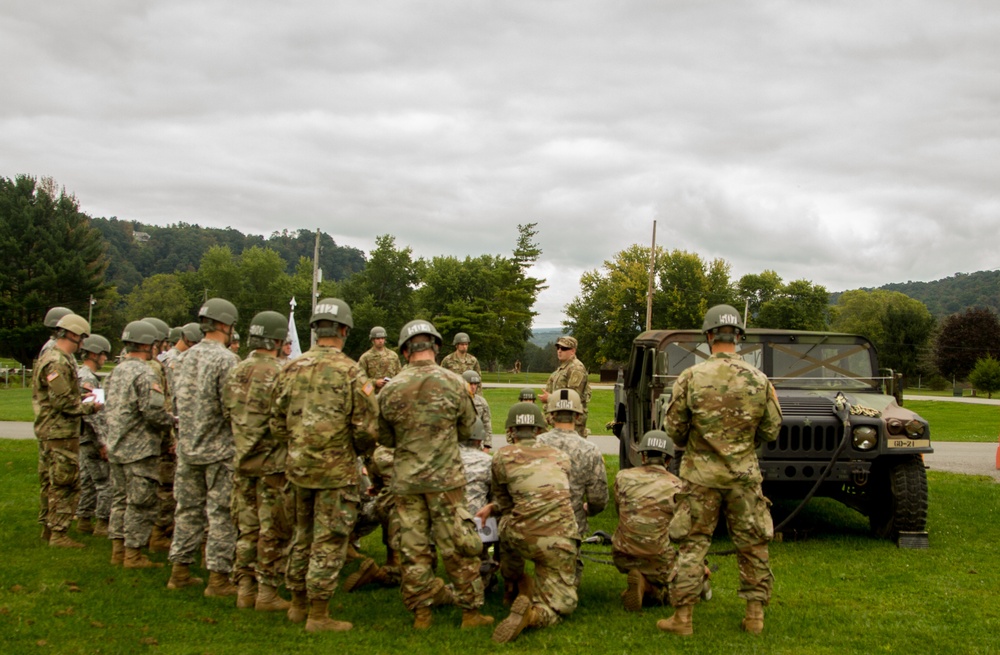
(624, 570, 647, 612)
(166, 563, 204, 590)
(343, 558, 380, 593)
(204, 571, 238, 597)
(148, 525, 172, 553)
(255, 584, 291, 612)
(346, 543, 363, 561)
(93, 518, 109, 537)
(236, 576, 257, 609)
(461, 609, 495, 629)
(741, 600, 765, 634)
(491, 595, 538, 643)
(656, 604, 693, 636)
(124, 547, 164, 569)
(110, 539, 125, 565)
(305, 598, 353, 633)
(287, 591, 309, 623)
(412, 606, 433, 630)
(49, 531, 86, 549)
(430, 581, 455, 607)
(76, 517, 94, 534)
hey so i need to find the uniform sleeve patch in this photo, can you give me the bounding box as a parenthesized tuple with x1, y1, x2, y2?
(362, 381, 375, 396)
(46, 372, 60, 382)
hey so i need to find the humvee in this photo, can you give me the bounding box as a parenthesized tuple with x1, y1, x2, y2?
(612, 329, 931, 546)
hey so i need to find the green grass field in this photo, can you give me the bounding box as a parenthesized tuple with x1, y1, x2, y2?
(1, 439, 998, 654)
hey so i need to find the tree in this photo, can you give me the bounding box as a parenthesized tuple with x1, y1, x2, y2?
(737, 270, 783, 323)
(756, 279, 829, 330)
(124, 273, 197, 325)
(934, 308, 1000, 380)
(830, 289, 936, 377)
(0, 175, 110, 365)
(968, 356, 1000, 399)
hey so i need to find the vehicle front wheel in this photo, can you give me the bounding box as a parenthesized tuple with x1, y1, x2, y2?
(867, 456, 929, 540)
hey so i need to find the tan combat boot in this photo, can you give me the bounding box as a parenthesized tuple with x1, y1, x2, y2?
(491, 595, 537, 643)
(255, 584, 291, 612)
(461, 609, 495, 629)
(624, 570, 648, 612)
(236, 576, 257, 609)
(656, 604, 694, 636)
(76, 517, 94, 534)
(204, 571, 238, 597)
(343, 558, 379, 593)
(413, 606, 433, 630)
(148, 525, 172, 553)
(305, 598, 353, 633)
(93, 519, 109, 537)
(741, 600, 765, 634)
(124, 547, 164, 569)
(287, 591, 309, 623)
(110, 539, 125, 565)
(49, 531, 86, 549)
(166, 563, 204, 590)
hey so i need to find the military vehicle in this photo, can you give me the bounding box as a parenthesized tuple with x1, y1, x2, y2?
(612, 329, 931, 547)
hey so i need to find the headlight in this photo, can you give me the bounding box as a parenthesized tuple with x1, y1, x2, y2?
(852, 425, 878, 450)
(905, 420, 926, 438)
(886, 418, 904, 435)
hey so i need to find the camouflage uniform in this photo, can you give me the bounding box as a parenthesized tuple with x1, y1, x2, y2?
(223, 351, 292, 589)
(32, 347, 98, 535)
(665, 352, 782, 606)
(357, 347, 402, 392)
(536, 427, 608, 538)
(440, 351, 481, 377)
(104, 358, 174, 548)
(270, 345, 378, 601)
(77, 365, 111, 524)
(169, 339, 240, 574)
(544, 358, 591, 437)
(147, 358, 177, 534)
(459, 442, 492, 515)
(492, 436, 579, 627)
(472, 394, 493, 450)
(612, 463, 683, 597)
(378, 359, 485, 612)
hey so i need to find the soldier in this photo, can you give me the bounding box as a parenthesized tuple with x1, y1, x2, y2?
(440, 332, 481, 377)
(32, 313, 102, 548)
(518, 388, 537, 404)
(270, 298, 378, 632)
(478, 402, 579, 644)
(76, 334, 112, 537)
(378, 320, 494, 630)
(38, 306, 73, 359)
(35, 306, 73, 538)
(537, 389, 608, 540)
(358, 326, 402, 393)
(342, 444, 402, 593)
(229, 330, 241, 354)
(658, 305, 782, 636)
(159, 327, 183, 368)
(463, 370, 493, 450)
(167, 298, 241, 597)
(613, 430, 686, 612)
(461, 418, 496, 591)
(539, 337, 591, 437)
(140, 317, 176, 554)
(104, 321, 176, 568)
(223, 311, 292, 612)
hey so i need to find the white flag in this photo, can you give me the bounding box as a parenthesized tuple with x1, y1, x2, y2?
(287, 297, 302, 359)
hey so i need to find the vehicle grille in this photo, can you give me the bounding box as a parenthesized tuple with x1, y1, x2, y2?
(767, 423, 841, 455)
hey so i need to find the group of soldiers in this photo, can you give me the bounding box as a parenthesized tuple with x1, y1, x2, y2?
(31, 298, 780, 642)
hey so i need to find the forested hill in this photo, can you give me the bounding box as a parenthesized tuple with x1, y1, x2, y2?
(874, 270, 1000, 317)
(91, 218, 365, 295)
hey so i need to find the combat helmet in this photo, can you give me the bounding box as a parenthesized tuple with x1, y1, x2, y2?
(463, 417, 487, 444)
(142, 317, 170, 343)
(545, 388, 584, 415)
(167, 327, 182, 345)
(505, 402, 546, 430)
(198, 298, 239, 327)
(701, 304, 744, 343)
(398, 319, 442, 354)
(462, 369, 482, 385)
(637, 429, 675, 459)
(247, 310, 288, 349)
(369, 326, 388, 340)
(121, 320, 158, 345)
(44, 306, 73, 329)
(518, 388, 536, 402)
(311, 298, 352, 337)
(56, 314, 90, 338)
(453, 332, 471, 346)
(81, 334, 112, 356)
(181, 322, 203, 345)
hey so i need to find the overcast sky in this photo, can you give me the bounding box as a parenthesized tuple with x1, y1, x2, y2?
(3, 1, 998, 327)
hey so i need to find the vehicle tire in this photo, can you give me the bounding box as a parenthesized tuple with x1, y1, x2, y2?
(868, 456, 928, 540)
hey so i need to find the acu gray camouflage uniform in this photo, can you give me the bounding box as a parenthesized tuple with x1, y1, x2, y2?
(77, 364, 111, 524)
(169, 339, 240, 574)
(472, 394, 493, 450)
(536, 427, 608, 538)
(103, 358, 174, 548)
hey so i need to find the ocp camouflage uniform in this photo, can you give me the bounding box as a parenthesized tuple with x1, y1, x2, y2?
(32, 347, 98, 535)
(223, 351, 291, 589)
(492, 436, 579, 627)
(357, 347, 402, 392)
(440, 351, 480, 377)
(104, 358, 174, 548)
(612, 463, 683, 598)
(77, 365, 111, 525)
(472, 394, 493, 450)
(378, 360, 485, 612)
(666, 351, 782, 607)
(169, 340, 240, 574)
(270, 344, 378, 601)
(544, 358, 591, 437)
(147, 358, 176, 534)
(536, 427, 608, 538)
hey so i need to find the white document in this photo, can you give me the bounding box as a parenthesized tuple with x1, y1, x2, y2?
(474, 516, 499, 543)
(84, 388, 105, 404)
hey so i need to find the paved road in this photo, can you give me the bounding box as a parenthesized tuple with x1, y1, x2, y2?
(3, 420, 996, 481)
